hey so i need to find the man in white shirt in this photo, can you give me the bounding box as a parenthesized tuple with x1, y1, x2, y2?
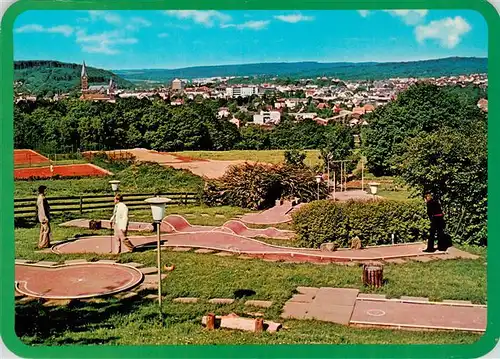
(110, 194, 134, 254)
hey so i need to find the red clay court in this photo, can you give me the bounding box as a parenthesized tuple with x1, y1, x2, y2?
(14, 163, 112, 180)
(14, 149, 49, 166)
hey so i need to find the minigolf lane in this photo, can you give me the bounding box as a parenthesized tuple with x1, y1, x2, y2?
(15, 262, 143, 299)
(350, 299, 486, 332)
(50, 231, 461, 263)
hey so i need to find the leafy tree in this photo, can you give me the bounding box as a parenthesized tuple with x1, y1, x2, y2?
(395, 124, 486, 245)
(362, 82, 485, 176)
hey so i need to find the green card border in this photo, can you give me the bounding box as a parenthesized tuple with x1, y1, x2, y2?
(1, 1, 498, 357)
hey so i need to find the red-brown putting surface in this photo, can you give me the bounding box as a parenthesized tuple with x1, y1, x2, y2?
(350, 300, 486, 332)
(15, 263, 143, 299)
(51, 232, 459, 263)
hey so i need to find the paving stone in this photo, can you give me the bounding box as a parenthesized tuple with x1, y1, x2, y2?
(314, 288, 359, 307)
(18, 297, 38, 304)
(214, 252, 234, 257)
(201, 214, 210, 217)
(263, 258, 279, 262)
(96, 260, 117, 264)
(296, 287, 319, 298)
(79, 297, 107, 304)
(194, 248, 215, 254)
(383, 258, 407, 264)
(115, 292, 139, 300)
(136, 283, 158, 291)
(124, 262, 145, 268)
(173, 297, 199, 303)
(64, 259, 88, 265)
(245, 300, 273, 308)
(144, 294, 159, 300)
(208, 298, 235, 305)
(140, 267, 158, 275)
(185, 214, 196, 218)
(410, 256, 434, 263)
(305, 304, 354, 325)
(172, 247, 192, 252)
(281, 302, 309, 319)
(442, 299, 473, 306)
(143, 274, 163, 284)
(357, 293, 387, 301)
(42, 299, 72, 307)
(238, 255, 253, 260)
(215, 214, 226, 218)
(400, 296, 429, 302)
(35, 261, 58, 266)
(288, 294, 315, 303)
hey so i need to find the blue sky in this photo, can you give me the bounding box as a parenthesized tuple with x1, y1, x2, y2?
(13, 10, 487, 70)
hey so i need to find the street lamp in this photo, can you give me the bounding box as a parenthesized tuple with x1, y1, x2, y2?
(368, 182, 380, 201)
(145, 196, 171, 311)
(109, 180, 120, 193)
(315, 175, 322, 201)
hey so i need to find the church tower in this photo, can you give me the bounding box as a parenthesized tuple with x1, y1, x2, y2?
(81, 61, 88, 92)
(108, 77, 115, 99)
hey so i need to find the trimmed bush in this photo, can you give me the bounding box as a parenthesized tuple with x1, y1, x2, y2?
(202, 162, 328, 210)
(292, 199, 428, 248)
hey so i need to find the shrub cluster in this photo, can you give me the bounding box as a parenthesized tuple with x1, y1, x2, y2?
(202, 162, 328, 210)
(292, 200, 428, 248)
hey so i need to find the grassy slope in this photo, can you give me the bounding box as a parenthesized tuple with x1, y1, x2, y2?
(15, 205, 485, 345)
(14, 60, 134, 95)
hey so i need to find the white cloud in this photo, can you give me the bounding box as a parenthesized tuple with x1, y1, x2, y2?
(15, 24, 74, 37)
(384, 10, 428, 25)
(415, 16, 471, 48)
(274, 13, 314, 23)
(163, 10, 231, 27)
(131, 17, 152, 27)
(158, 32, 169, 38)
(76, 29, 137, 54)
(358, 10, 370, 18)
(88, 11, 122, 25)
(221, 20, 270, 30)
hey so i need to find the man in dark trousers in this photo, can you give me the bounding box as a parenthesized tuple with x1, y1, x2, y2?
(423, 193, 450, 252)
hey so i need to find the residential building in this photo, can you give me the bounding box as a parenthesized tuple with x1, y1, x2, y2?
(253, 110, 281, 125)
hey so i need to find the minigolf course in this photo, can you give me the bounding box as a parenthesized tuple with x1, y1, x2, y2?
(15, 261, 144, 299)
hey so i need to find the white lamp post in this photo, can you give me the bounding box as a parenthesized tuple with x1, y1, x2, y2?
(109, 180, 120, 193)
(368, 182, 380, 200)
(145, 196, 171, 310)
(315, 175, 322, 201)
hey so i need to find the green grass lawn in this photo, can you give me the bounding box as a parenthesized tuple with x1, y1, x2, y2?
(176, 150, 323, 167)
(14, 204, 486, 346)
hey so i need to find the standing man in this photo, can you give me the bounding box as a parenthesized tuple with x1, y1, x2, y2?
(36, 185, 51, 249)
(423, 193, 450, 252)
(110, 194, 134, 254)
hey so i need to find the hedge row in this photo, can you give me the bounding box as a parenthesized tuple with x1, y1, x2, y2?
(292, 200, 429, 248)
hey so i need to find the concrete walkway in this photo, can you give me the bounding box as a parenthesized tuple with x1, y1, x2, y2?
(281, 287, 486, 333)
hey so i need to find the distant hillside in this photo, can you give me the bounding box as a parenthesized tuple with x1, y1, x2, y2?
(14, 60, 135, 96)
(115, 57, 487, 83)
